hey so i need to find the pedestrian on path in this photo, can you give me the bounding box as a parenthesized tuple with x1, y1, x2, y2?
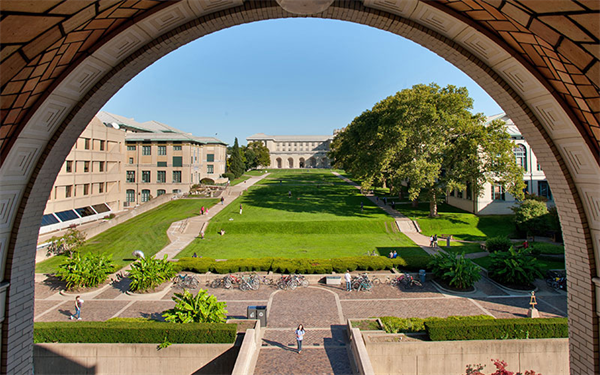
(429, 235, 434, 247)
(70, 296, 83, 320)
(295, 324, 305, 354)
(221, 197, 225, 205)
(288, 191, 292, 198)
(239, 204, 243, 215)
(345, 270, 352, 292)
(433, 234, 438, 247)
(391, 201, 395, 210)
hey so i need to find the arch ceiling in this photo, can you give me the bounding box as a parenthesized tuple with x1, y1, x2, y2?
(0, 1, 598, 373)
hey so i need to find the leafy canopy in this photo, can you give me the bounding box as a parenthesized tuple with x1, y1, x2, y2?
(57, 252, 116, 290)
(162, 289, 228, 323)
(243, 141, 271, 170)
(47, 228, 86, 257)
(329, 83, 525, 217)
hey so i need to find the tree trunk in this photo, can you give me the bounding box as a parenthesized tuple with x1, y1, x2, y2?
(429, 194, 438, 217)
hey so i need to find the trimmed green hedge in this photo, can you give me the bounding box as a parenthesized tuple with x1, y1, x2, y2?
(425, 317, 568, 341)
(34, 320, 237, 344)
(176, 255, 432, 274)
(380, 315, 494, 334)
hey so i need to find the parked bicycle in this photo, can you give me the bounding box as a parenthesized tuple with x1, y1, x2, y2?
(173, 274, 199, 290)
(239, 274, 260, 291)
(210, 274, 241, 289)
(276, 275, 298, 290)
(399, 273, 422, 288)
(545, 270, 566, 291)
(351, 273, 373, 291)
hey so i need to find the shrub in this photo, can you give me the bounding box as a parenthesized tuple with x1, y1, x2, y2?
(425, 317, 568, 341)
(485, 236, 512, 253)
(487, 247, 543, 286)
(511, 199, 550, 238)
(162, 289, 228, 323)
(529, 243, 564, 255)
(56, 252, 116, 290)
(129, 255, 176, 292)
(429, 252, 481, 289)
(34, 321, 237, 344)
(380, 315, 493, 334)
(47, 228, 86, 257)
(222, 172, 235, 181)
(176, 257, 216, 273)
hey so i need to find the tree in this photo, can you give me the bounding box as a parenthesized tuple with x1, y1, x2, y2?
(228, 138, 245, 178)
(46, 228, 86, 257)
(244, 141, 270, 169)
(329, 83, 525, 217)
(511, 199, 550, 240)
(162, 289, 228, 323)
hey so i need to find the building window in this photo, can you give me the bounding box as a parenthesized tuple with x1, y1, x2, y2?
(172, 189, 181, 194)
(158, 145, 166, 155)
(142, 145, 151, 155)
(466, 182, 472, 200)
(492, 183, 505, 201)
(141, 189, 150, 202)
(84, 138, 90, 149)
(98, 182, 104, 194)
(157, 171, 166, 183)
(538, 181, 552, 200)
(83, 184, 90, 195)
(157, 189, 166, 196)
(99, 140, 105, 151)
(127, 145, 136, 151)
(98, 161, 105, 172)
(126, 171, 135, 183)
(157, 161, 167, 167)
(513, 144, 527, 171)
(207, 154, 214, 162)
(142, 171, 151, 183)
(173, 145, 182, 151)
(129, 157, 134, 164)
(84, 161, 90, 172)
(207, 165, 214, 174)
(126, 189, 135, 203)
(537, 163, 543, 171)
(66, 161, 73, 173)
(173, 171, 182, 183)
(173, 156, 182, 167)
(65, 185, 72, 198)
(457, 189, 463, 199)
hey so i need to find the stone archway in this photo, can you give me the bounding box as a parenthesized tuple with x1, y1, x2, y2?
(288, 157, 294, 169)
(276, 158, 282, 169)
(0, 1, 598, 373)
(299, 157, 305, 168)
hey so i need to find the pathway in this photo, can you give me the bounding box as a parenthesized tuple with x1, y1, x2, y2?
(154, 173, 270, 260)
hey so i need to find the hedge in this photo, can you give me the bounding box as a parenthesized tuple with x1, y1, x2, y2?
(425, 317, 568, 341)
(34, 320, 237, 344)
(176, 255, 432, 274)
(380, 315, 494, 334)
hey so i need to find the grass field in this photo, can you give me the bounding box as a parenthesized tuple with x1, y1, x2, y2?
(397, 203, 516, 241)
(36, 198, 218, 273)
(441, 242, 484, 255)
(178, 170, 427, 259)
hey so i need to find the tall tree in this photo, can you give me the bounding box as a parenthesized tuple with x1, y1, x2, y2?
(245, 141, 271, 169)
(330, 83, 525, 217)
(229, 138, 245, 178)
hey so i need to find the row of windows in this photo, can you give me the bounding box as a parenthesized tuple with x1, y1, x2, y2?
(126, 170, 186, 183)
(127, 144, 184, 153)
(56, 182, 106, 199)
(449, 181, 552, 201)
(77, 138, 106, 151)
(126, 189, 175, 203)
(513, 144, 543, 172)
(127, 155, 215, 166)
(65, 160, 106, 173)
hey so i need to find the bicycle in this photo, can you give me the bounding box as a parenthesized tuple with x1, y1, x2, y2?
(399, 273, 422, 288)
(351, 273, 373, 291)
(173, 274, 199, 290)
(276, 275, 298, 290)
(239, 275, 260, 291)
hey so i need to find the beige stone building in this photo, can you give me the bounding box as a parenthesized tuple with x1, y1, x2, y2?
(41, 116, 124, 234)
(447, 113, 553, 215)
(246, 133, 333, 168)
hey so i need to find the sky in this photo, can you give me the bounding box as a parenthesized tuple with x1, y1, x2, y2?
(102, 18, 503, 146)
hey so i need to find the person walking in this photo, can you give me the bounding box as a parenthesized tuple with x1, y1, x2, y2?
(239, 203, 243, 215)
(433, 234, 438, 247)
(70, 296, 83, 320)
(221, 196, 225, 205)
(295, 324, 306, 354)
(288, 190, 292, 198)
(345, 270, 352, 292)
(429, 235, 434, 248)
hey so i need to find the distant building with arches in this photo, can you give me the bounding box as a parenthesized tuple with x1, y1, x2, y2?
(447, 113, 552, 215)
(246, 133, 334, 169)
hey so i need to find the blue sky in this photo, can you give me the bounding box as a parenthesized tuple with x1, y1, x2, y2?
(102, 18, 502, 146)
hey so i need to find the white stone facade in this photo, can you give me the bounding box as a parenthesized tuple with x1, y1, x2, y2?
(246, 133, 333, 169)
(446, 113, 553, 215)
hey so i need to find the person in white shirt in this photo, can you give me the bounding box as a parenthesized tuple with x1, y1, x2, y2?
(345, 270, 352, 292)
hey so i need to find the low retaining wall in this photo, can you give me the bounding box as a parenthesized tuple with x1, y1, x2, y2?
(34, 342, 238, 375)
(364, 334, 569, 375)
(347, 321, 375, 375)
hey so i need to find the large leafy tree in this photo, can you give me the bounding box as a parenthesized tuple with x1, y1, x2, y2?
(243, 141, 271, 170)
(228, 138, 245, 178)
(330, 83, 525, 217)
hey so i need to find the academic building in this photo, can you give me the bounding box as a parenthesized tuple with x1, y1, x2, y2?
(246, 133, 334, 169)
(41, 112, 227, 233)
(446, 113, 552, 215)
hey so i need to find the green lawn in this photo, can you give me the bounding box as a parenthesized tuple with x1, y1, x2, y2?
(178, 170, 428, 259)
(397, 203, 516, 241)
(442, 242, 484, 255)
(36, 198, 218, 273)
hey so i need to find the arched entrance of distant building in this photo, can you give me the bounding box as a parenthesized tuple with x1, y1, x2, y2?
(288, 158, 294, 169)
(0, 1, 598, 373)
(276, 158, 282, 169)
(299, 158, 305, 168)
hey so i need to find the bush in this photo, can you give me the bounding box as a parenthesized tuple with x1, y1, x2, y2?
(129, 255, 176, 292)
(34, 321, 237, 344)
(512, 199, 550, 238)
(176, 257, 216, 273)
(529, 243, 564, 255)
(222, 172, 235, 181)
(56, 252, 116, 290)
(425, 317, 568, 341)
(162, 289, 228, 323)
(429, 252, 481, 289)
(487, 247, 543, 286)
(485, 237, 512, 253)
(380, 315, 493, 334)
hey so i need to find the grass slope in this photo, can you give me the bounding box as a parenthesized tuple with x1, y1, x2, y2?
(36, 198, 218, 273)
(178, 170, 427, 259)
